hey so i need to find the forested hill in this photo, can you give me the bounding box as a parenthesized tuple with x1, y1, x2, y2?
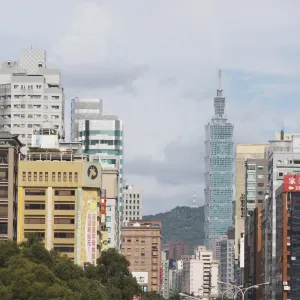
(143, 206, 205, 253)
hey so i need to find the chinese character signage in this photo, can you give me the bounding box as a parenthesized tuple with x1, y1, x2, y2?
(284, 175, 300, 192)
(85, 199, 98, 265)
(101, 189, 107, 215)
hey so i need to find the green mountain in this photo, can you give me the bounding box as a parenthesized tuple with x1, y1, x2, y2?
(143, 206, 205, 253)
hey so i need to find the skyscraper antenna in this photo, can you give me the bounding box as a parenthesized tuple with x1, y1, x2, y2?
(192, 191, 197, 208)
(218, 69, 222, 91)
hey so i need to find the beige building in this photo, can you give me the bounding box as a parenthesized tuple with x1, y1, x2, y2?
(235, 144, 268, 259)
(0, 132, 23, 241)
(17, 125, 118, 266)
(121, 220, 162, 292)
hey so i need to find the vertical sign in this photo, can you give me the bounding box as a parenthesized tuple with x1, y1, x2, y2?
(160, 267, 163, 285)
(101, 189, 107, 215)
(85, 199, 98, 265)
(284, 174, 300, 192)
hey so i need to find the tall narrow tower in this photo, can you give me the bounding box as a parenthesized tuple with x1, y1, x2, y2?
(204, 70, 234, 254)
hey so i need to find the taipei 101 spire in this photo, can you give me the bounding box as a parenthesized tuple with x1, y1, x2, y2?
(214, 69, 226, 118)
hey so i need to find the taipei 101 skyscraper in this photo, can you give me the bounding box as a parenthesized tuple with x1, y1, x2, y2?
(204, 70, 234, 257)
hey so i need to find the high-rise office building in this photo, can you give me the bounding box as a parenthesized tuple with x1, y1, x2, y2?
(262, 133, 300, 299)
(121, 220, 162, 292)
(204, 71, 234, 253)
(71, 97, 123, 249)
(123, 185, 142, 225)
(0, 132, 23, 241)
(234, 144, 267, 265)
(167, 241, 188, 261)
(0, 49, 64, 153)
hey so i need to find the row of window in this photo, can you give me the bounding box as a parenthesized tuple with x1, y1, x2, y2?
(84, 140, 123, 146)
(24, 231, 75, 239)
(22, 172, 78, 183)
(24, 189, 76, 196)
(124, 194, 140, 199)
(25, 203, 75, 210)
(24, 217, 75, 224)
(80, 130, 123, 137)
(247, 165, 265, 171)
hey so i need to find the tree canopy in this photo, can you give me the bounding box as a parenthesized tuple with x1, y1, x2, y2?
(0, 235, 181, 300)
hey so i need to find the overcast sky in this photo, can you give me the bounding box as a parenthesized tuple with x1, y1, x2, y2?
(2, 0, 300, 214)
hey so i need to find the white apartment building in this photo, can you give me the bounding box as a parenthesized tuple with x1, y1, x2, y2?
(161, 251, 170, 299)
(0, 49, 64, 153)
(105, 198, 119, 249)
(123, 185, 142, 226)
(183, 246, 218, 299)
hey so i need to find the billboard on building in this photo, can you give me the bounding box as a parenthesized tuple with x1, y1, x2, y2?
(83, 163, 102, 187)
(284, 175, 300, 192)
(169, 259, 177, 270)
(76, 189, 100, 267)
(132, 272, 148, 284)
(101, 231, 109, 251)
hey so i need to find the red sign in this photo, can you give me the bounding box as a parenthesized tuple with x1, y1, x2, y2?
(284, 175, 300, 192)
(101, 189, 107, 215)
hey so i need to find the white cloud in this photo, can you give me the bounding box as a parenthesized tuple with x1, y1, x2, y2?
(2, 0, 300, 213)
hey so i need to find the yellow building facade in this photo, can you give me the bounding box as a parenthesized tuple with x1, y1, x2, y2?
(18, 160, 103, 266)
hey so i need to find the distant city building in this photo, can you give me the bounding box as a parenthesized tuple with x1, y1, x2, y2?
(244, 158, 268, 215)
(0, 132, 23, 241)
(262, 132, 300, 299)
(234, 144, 267, 264)
(121, 220, 162, 292)
(161, 251, 170, 299)
(123, 185, 142, 225)
(204, 71, 234, 254)
(0, 49, 64, 153)
(71, 98, 123, 250)
(275, 175, 300, 299)
(182, 246, 219, 298)
(167, 241, 188, 261)
(169, 259, 184, 296)
(244, 204, 263, 300)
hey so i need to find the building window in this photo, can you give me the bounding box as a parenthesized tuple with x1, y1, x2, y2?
(24, 231, 45, 239)
(24, 217, 45, 224)
(74, 172, 78, 182)
(45, 172, 48, 181)
(22, 172, 26, 181)
(54, 203, 75, 210)
(69, 172, 72, 182)
(258, 183, 264, 187)
(63, 172, 67, 182)
(53, 245, 74, 253)
(247, 165, 256, 170)
(39, 172, 43, 181)
(107, 227, 111, 233)
(106, 206, 112, 212)
(52, 172, 55, 181)
(106, 216, 111, 222)
(25, 202, 45, 210)
(258, 166, 264, 170)
(25, 189, 46, 196)
(54, 190, 75, 196)
(257, 175, 264, 179)
(54, 232, 75, 238)
(58, 172, 61, 182)
(28, 172, 31, 181)
(54, 218, 75, 224)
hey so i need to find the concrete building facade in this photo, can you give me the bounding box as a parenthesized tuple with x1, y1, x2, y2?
(167, 240, 188, 261)
(0, 49, 64, 153)
(0, 132, 23, 241)
(123, 185, 142, 225)
(234, 144, 267, 262)
(121, 220, 162, 292)
(182, 246, 219, 299)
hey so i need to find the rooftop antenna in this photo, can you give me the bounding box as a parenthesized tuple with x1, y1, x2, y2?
(280, 120, 284, 140)
(192, 191, 197, 208)
(217, 69, 223, 97)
